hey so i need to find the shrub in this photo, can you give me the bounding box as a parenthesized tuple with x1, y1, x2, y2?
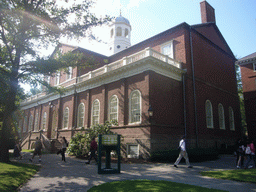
(67, 120, 118, 157)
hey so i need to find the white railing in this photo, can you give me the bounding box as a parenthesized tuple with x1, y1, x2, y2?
(24, 47, 181, 102)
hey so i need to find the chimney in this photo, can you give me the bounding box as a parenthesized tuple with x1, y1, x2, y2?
(200, 1, 216, 23)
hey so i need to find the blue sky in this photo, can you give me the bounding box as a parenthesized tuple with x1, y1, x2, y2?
(77, 0, 256, 59)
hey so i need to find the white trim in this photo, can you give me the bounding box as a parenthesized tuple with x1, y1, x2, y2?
(91, 99, 100, 126)
(77, 103, 85, 128)
(129, 90, 142, 124)
(161, 40, 174, 59)
(63, 107, 69, 129)
(253, 63, 256, 72)
(127, 144, 139, 159)
(108, 95, 119, 122)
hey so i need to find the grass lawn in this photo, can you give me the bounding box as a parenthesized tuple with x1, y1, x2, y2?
(87, 180, 227, 192)
(0, 162, 40, 192)
(201, 168, 256, 183)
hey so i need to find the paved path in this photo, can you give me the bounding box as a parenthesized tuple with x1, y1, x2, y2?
(15, 153, 256, 192)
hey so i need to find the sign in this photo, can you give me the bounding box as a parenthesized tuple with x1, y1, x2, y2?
(102, 134, 118, 145)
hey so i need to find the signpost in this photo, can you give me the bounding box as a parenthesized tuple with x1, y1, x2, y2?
(98, 134, 121, 174)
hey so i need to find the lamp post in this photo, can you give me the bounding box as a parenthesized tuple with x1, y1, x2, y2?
(148, 105, 153, 124)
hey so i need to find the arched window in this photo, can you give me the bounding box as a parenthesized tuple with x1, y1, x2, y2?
(23, 116, 28, 132)
(34, 113, 39, 131)
(42, 112, 47, 130)
(110, 28, 114, 38)
(129, 90, 141, 123)
(205, 100, 213, 128)
(116, 27, 122, 36)
(229, 107, 235, 131)
(125, 28, 129, 38)
(109, 95, 118, 121)
(92, 99, 100, 126)
(63, 107, 69, 129)
(218, 104, 225, 129)
(77, 103, 85, 128)
(28, 115, 33, 132)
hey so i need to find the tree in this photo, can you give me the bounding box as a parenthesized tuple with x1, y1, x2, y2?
(0, 0, 111, 163)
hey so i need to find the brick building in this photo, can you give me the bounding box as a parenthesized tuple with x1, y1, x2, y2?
(238, 52, 256, 139)
(19, 1, 241, 159)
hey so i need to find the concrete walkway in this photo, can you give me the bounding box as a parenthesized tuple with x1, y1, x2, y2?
(16, 153, 256, 192)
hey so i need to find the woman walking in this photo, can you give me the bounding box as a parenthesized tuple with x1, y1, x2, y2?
(58, 137, 68, 162)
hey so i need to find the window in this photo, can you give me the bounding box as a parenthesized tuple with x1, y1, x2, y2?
(34, 113, 39, 131)
(28, 115, 33, 132)
(63, 107, 69, 129)
(129, 90, 141, 123)
(55, 72, 60, 85)
(161, 41, 174, 58)
(229, 107, 235, 131)
(125, 28, 129, 38)
(218, 104, 225, 129)
(116, 27, 122, 36)
(110, 28, 114, 38)
(92, 100, 100, 126)
(23, 116, 28, 132)
(205, 100, 214, 128)
(42, 112, 47, 130)
(109, 95, 118, 121)
(66, 67, 72, 80)
(77, 103, 85, 128)
(18, 120, 23, 134)
(253, 63, 256, 71)
(127, 144, 139, 159)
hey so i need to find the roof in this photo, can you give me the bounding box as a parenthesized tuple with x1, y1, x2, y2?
(114, 15, 130, 25)
(239, 52, 256, 62)
(236, 52, 256, 65)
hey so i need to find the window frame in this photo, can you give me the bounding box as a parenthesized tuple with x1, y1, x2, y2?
(63, 107, 69, 129)
(55, 72, 60, 85)
(218, 103, 225, 130)
(127, 144, 139, 159)
(66, 67, 73, 80)
(229, 107, 235, 131)
(91, 99, 100, 126)
(108, 95, 118, 122)
(161, 40, 174, 59)
(253, 63, 256, 71)
(129, 90, 141, 124)
(34, 113, 39, 132)
(205, 100, 214, 128)
(23, 116, 28, 132)
(28, 115, 33, 132)
(42, 112, 47, 131)
(77, 103, 85, 128)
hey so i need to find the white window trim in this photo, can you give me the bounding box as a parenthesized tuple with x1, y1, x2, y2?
(205, 100, 214, 128)
(55, 72, 60, 85)
(127, 144, 139, 159)
(253, 63, 256, 72)
(63, 107, 69, 129)
(66, 67, 73, 80)
(77, 103, 85, 128)
(229, 107, 235, 131)
(91, 99, 100, 126)
(28, 115, 33, 132)
(218, 103, 225, 130)
(34, 113, 39, 132)
(42, 112, 47, 131)
(129, 90, 142, 124)
(108, 95, 119, 122)
(161, 40, 174, 59)
(23, 116, 28, 132)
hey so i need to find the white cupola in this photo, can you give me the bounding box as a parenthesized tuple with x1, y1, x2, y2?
(108, 13, 131, 55)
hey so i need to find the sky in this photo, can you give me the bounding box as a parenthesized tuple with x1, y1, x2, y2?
(62, 0, 255, 59)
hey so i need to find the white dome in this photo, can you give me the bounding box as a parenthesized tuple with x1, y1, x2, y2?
(114, 16, 130, 25)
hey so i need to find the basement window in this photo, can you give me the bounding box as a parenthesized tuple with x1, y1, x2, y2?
(127, 144, 139, 159)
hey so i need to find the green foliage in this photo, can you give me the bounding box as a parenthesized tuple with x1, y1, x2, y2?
(87, 179, 227, 192)
(151, 148, 219, 162)
(0, 162, 40, 192)
(201, 169, 256, 184)
(67, 120, 118, 157)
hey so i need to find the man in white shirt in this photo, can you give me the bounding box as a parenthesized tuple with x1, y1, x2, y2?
(174, 136, 192, 168)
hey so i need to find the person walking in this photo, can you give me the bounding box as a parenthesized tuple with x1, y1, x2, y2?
(237, 138, 245, 169)
(174, 136, 193, 168)
(58, 137, 68, 162)
(14, 140, 22, 160)
(244, 139, 255, 169)
(30, 137, 42, 162)
(86, 137, 98, 164)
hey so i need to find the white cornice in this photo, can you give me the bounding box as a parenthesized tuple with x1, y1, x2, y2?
(20, 48, 185, 110)
(236, 57, 256, 66)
